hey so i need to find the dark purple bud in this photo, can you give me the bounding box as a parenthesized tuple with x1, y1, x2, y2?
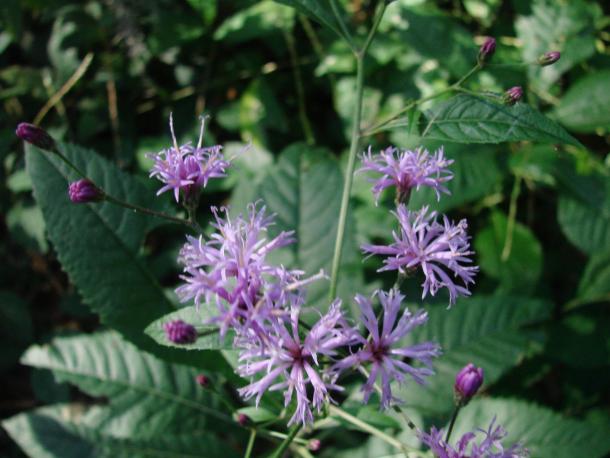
(237, 413, 250, 427)
(308, 439, 322, 452)
(538, 51, 561, 67)
(68, 180, 104, 203)
(454, 363, 484, 403)
(503, 86, 523, 106)
(163, 320, 197, 344)
(15, 123, 56, 151)
(195, 374, 210, 388)
(478, 37, 496, 64)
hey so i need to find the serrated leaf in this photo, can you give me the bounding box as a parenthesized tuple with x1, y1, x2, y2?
(20, 332, 238, 438)
(2, 406, 236, 458)
(25, 143, 232, 373)
(395, 296, 551, 415)
(272, 0, 351, 43)
(420, 95, 581, 146)
(553, 71, 610, 133)
(452, 398, 610, 458)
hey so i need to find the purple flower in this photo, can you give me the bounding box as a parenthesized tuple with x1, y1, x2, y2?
(478, 37, 496, 63)
(503, 87, 523, 106)
(176, 203, 299, 337)
(538, 51, 560, 67)
(332, 289, 441, 410)
(163, 319, 197, 344)
(68, 179, 104, 203)
(362, 205, 478, 305)
(147, 115, 230, 202)
(237, 302, 356, 426)
(359, 146, 453, 204)
(420, 417, 528, 458)
(16, 123, 56, 151)
(454, 363, 484, 402)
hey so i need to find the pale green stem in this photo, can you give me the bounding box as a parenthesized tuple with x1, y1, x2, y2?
(501, 175, 522, 261)
(244, 429, 256, 458)
(270, 425, 301, 458)
(329, 2, 387, 301)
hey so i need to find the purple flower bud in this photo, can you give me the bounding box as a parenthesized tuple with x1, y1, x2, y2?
(503, 86, 523, 106)
(236, 413, 250, 427)
(15, 123, 56, 151)
(308, 439, 322, 452)
(163, 319, 197, 344)
(68, 180, 104, 203)
(538, 51, 561, 67)
(454, 363, 484, 402)
(195, 374, 210, 388)
(478, 37, 496, 64)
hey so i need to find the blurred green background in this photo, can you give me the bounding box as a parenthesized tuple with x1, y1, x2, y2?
(1, 0, 609, 456)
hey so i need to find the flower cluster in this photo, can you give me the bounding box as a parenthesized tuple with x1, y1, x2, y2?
(420, 418, 529, 458)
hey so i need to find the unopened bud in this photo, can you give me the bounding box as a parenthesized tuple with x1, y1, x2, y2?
(15, 123, 56, 151)
(538, 51, 561, 67)
(478, 37, 496, 64)
(195, 374, 210, 388)
(68, 180, 104, 203)
(454, 363, 484, 404)
(237, 413, 250, 427)
(308, 439, 322, 452)
(163, 320, 197, 344)
(503, 86, 523, 106)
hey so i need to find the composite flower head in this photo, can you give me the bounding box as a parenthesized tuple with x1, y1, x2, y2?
(147, 115, 230, 202)
(362, 205, 478, 306)
(359, 146, 453, 204)
(332, 288, 441, 410)
(175, 203, 298, 337)
(237, 302, 357, 426)
(420, 417, 528, 458)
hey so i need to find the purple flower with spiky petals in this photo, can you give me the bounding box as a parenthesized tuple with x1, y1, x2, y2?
(147, 115, 230, 202)
(332, 289, 440, 409)
(176, 203, 300, 337)
(359, 146, 453, 204)
(362, 205, 478, 305)
(237, 302, 357, 426)
(420, 417, 528, 458)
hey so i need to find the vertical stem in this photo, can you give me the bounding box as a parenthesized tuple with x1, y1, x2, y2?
(501, 175, 522, 261)
(244, 429, 257, 458)
(270, 425, 301, 458)
(444, 405, 461, 443)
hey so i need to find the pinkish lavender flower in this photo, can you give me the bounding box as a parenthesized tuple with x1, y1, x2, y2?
(420, 417, 528, 458)
(362, 205, 478, 305)
(237, 302, 356, 426)
(538, 51, 560, 67)
(163, 319, 197, 344)
(16, 123, 56, 151)
(503, 87, 523, 106)
(68, 179, 104, 203)
(147, 115, 230, 203)
(454, 363, 484, 403)
(176, 203, 299, 337)
(359, 146, 453, 204)
(478, 37, 496, 64)
(332, 289, 440, 410)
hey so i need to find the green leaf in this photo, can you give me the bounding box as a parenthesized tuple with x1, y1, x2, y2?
(475, 211, 543, 294)
(421, 95, 581, 146)
(214, 2, 294, 43)
(2, 406, 236, 458)
(145, 306, 232, 351)
(26, 143, 232, 373)
(259, 143, 364, 314)
(553, 71, 610, 133)
(20, 332, 238, 438)
(453, 398, 610, 458)
(236, 406, 277, 424)
(395, 296, 551, 415)
(272, 0, 352, 43)
(577, 250, 610, 304)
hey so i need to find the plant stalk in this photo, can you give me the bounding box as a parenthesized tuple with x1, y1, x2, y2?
(270, 425, 301, 458)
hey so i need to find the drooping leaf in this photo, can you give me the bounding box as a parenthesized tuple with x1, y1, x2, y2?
(420, 95, 581, 146)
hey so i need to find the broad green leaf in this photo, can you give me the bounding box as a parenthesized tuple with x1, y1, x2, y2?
(272, 0, 352, 43)
(553, 71, 610, 133)
(421, 95, 581, 146)
(26, 143, 232, 373)
(577, 250, 610, 304)
(395, 296, 551, 415)
(145, 305, 232, 351)
(236, 406, 276, 424)
(453, 398, 610, 458)
(259, 143, 365, 314)
(475, 211, 543, 294)
(20, 332, 238, 438)
(2, 406, 236, 458)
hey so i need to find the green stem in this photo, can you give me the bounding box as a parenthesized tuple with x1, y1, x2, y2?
(244, 429, 256, 458)
(328, 2, 387, 301)
(501, 175, 522, 261)
(270, 425, 301, 458)
(444, 404, 461, 444)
